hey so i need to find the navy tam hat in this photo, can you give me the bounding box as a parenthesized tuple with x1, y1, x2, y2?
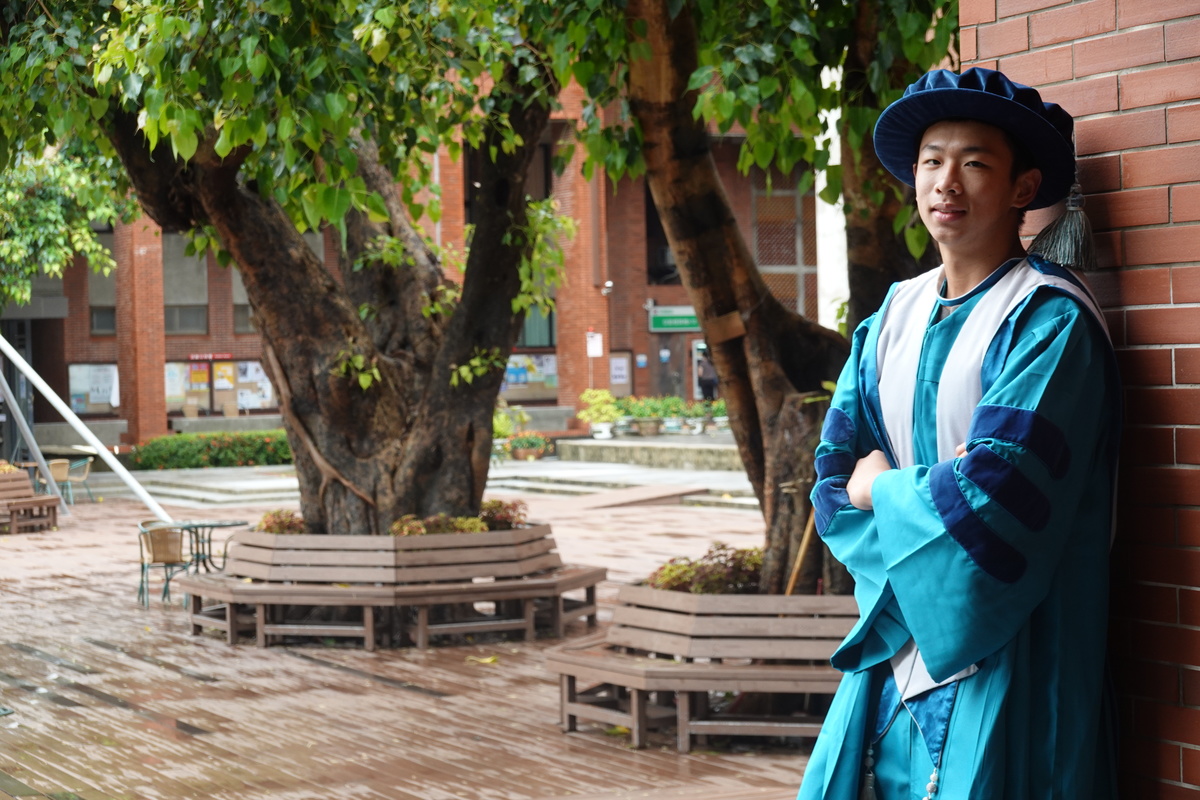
(873, 67, 1075, 210)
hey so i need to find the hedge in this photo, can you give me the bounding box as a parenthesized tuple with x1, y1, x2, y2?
(130, 430, 293, 470)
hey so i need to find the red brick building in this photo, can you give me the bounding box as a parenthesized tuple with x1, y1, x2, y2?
(964, 0, 1200, 795)
(14, 82, 825, 446)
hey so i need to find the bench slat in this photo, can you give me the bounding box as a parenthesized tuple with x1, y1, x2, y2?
(616, 584, 858, 615)
(604, 625, 841, 661)
(234, 524, 553, 551)
(611, 605, 857, 638)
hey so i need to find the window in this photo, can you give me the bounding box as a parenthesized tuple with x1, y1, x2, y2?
(90, 306, 116, 335)
(162, 232, 209, 333)
(517, 308, 555, 348)
(645, 184, 680, 285)
(165, 305, 208, 334)
(233, 304, 255, 333)
(752, 166, 818, 319)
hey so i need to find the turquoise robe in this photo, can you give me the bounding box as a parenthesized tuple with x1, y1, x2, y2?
(798, 257, 1120, 800)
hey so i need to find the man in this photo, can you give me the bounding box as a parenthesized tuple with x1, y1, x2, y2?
(697, 349, 719, 402)
(798, 68, 1120, 800)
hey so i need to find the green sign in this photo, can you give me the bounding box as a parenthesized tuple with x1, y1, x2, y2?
(648, 305, 700, 333)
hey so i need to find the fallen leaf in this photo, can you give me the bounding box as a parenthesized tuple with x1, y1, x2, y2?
(465, 655, 498, 664)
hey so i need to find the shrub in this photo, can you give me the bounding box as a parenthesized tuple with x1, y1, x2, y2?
(480, 499, 528, 530)
(255, 509, 306, 534)
(646, 543, 763, 594)
(659, 395, 688, 417)
(508, 431, 548, 453)
(130, 429, 293, 470)
(389, 512, 490, 536)
(577, 389, 621, 424)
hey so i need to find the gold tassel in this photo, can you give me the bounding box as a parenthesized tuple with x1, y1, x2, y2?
(1028, 183, 1097, 272)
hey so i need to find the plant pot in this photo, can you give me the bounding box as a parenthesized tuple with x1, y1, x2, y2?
(512, 447, 543, 460)
(662, 416, 684, 434)
(633, 418, 662, 437)
(589, 422, 615, 439)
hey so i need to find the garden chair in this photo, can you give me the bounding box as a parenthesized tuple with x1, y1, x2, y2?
(35, 459, 71, 500)
(137, 521, 190, 607)
(62, 457, 95, 504)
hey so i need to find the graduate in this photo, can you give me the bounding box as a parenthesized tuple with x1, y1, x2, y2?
(797, 68, 1121, 800)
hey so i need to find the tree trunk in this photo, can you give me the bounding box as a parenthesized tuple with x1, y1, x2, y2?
(841, 0, 938, 333)
(103, 68, 553, 535)
(626, 0, 849, 593)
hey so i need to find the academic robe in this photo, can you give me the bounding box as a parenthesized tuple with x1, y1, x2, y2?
(797, 256, 1120, 800)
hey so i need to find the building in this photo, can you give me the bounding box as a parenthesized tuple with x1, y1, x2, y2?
(11, 82, 842, 449)
(962, 1, 1200, 796)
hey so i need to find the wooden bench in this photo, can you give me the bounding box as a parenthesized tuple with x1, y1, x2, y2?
(175, 525, 605, 650)
(0, 471, 60, 534)
(544, 584, 858, 752)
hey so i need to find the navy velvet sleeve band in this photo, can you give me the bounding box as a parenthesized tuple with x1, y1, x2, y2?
(929, 459, 1028, 583)
(968, 404, 1070, 479)
(958, 445, 1051, 531)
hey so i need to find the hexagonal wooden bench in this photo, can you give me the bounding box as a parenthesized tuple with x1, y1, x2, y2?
(544, 584, 858, 752)
(175, 526, 605, 650)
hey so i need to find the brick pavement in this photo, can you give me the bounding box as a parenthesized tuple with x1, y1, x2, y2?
(0, 493, 809, 800)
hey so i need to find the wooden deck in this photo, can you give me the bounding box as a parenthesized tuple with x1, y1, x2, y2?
(0, 497, 809, 800)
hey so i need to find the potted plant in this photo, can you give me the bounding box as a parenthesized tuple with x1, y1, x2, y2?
(659, 395, 688, 433)
(625, 396, 664, 437)
(577, 388, 621, 439)
(646, 542, 763, 594)
(710, 398, 729, 431)
(683, 400, 708, 434)
(508, 431, 549, 460)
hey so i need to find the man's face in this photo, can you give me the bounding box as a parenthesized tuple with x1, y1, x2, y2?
(913, 120, 1041, 261)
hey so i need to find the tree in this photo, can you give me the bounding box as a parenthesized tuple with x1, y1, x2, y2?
(1, 1, 566, 535)
(550, 0, 954, 591)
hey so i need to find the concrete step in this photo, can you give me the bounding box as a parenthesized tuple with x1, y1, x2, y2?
(682, 493, 761, 511)
(491, 473, 635, 491)
(485, 479, 596, 496)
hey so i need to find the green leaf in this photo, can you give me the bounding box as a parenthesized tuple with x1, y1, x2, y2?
(904, 223, 930, 259)
(325, 92, 348, 119)
(364, 193, 389, 223)
(173, 127, 198, 161)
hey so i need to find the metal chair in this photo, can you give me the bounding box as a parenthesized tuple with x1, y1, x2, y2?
(137, 521, 190, 607)
(63, 457, 95, 503)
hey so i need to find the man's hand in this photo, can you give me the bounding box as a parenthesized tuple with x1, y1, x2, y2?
(846, 450, 892, 511)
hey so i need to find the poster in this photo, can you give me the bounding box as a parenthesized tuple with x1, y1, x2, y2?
(164, 363, 188, 404)
(189, 362, 210, 390)
(213, 362, 235, 390)
(236, 360, 274, 410)
(609, 356, 629, 385)
(87, 364, 119, 405)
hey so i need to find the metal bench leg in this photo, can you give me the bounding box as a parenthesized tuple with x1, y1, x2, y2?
(630, 689, 648, 749)
(560, 675, 577, 732)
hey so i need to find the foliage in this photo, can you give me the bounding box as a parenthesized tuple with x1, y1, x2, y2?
(0, 152, 132, 305)
(255, 509, 306, 534)
(546, 0, 955, 258)
(623, 396, 664, 419)
(577, 388, 621, 424)
(683, 400, 710, 419)
(129, 429, 292, 470)
(508, 197, 578, 317)
(711, 398, 728, 417)
(493, 406, 516, 439)
(646, 543, 763, 594)
(659, 395, 688, 418)
(390, 512, 488, 536)
(508, 431, 549, 453)
(479, 499, 529, 530)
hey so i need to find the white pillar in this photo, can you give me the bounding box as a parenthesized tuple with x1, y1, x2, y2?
(816, 69, 849, 333)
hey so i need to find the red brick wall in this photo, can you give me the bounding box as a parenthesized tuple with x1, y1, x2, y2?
(963, 2, 1200, 795)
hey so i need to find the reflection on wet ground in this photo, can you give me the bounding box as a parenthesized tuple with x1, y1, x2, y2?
(0, 495, 807, 799)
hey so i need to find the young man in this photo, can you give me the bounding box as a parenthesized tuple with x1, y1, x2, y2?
(797, 69, 1120, 800)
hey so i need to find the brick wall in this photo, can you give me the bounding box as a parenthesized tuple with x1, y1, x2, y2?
(962, 2, 1200, 795)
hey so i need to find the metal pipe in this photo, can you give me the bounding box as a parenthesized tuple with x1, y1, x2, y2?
(0, 335, 172, 523)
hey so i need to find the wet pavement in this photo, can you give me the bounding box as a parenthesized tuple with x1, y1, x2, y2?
(0, 476, 810, 800)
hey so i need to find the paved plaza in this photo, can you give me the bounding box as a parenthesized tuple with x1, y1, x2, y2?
(0, 462, 810, 800)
